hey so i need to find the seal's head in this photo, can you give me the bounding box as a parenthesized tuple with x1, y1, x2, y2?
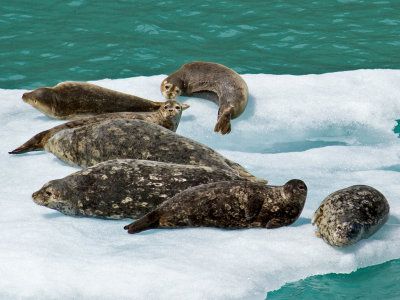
(283, 179, 308, 202)
(22, 87, 57, 118)
(159, 100, 189, 119)
(327, 221, 363, 247)
(161, 78, 183, 100)
(32, 181, 78, 216)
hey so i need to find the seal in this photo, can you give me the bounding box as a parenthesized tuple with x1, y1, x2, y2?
(40, 119, 266, 183)
(312, 185, 390, 247)
(161, 61, 249, 134)
(22, 81, 164, 119)
(9, 100, 189, 154)
(32, 159, 248, 219)
(124, 179, 307, 234)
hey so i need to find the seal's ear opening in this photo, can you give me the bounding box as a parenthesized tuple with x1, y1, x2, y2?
(181, 104, 190, 111)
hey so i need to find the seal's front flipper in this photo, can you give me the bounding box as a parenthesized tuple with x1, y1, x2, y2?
(214, 111, 232, 135)
(124, 211, 160, 234)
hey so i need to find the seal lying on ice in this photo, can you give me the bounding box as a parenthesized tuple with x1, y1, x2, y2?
(9, 100, 188, 154)
(312, 185, 390, 247)
(32, 159, 248, 219)
(35, 119, 266, 183)
(22, 81, 164, 119)
(124, 179, 307, 233)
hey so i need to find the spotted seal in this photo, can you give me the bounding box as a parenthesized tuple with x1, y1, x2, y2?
(22, 81, 164, 119)
(9, 100, 188, 154)
(312, 185, 390, 247)
(124, 179, 307, 234)
(32, 159, 249, 219)
(35, 119, 266, 183)
(161, 61, 248, 134)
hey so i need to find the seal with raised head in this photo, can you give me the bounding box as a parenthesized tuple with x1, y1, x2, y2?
(33, 119, 266, 183)
(32, 159, 249, 219)
(9, 100, 189, 154)
(161, 61, 249, 135)
(22, 81, 164, 119)
(124, 179, 307, 234)
(312, 185, 390, 247)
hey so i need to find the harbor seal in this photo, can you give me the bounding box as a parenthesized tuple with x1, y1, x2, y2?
(312, 185, 390, 247)
(9, 100, 188, 154)
(32, 159, 248, 219)
(39, 119, 266, 183)
(124, 179, 307, 234)
(22, 81, 164, 119)
(161, 61, 249, 134)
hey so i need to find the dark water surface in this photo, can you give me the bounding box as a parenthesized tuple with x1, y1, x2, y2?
(1, 0, 400, 89)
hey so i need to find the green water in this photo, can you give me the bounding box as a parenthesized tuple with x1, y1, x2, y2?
(267, 259, 400, 299)
(1, 0, 400, 298)
(1, 0, 400, 89)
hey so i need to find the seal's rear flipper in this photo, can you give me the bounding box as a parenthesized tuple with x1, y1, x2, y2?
(9, 143, 42, 154)
(8, 131, 48, 154)
(214, 111, 231, 135)
(124, 211, 160, 234)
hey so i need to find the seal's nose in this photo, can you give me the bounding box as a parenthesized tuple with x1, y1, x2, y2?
(22, 92, 29, 101)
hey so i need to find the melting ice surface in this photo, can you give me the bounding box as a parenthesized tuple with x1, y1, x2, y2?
(1, 70, 400, 299)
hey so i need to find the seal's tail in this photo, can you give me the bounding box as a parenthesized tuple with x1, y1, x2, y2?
(8, 131, 48, 154)
(124, 211, 160, 234)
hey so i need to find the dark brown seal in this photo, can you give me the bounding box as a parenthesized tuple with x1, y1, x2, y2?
(161, 61, 249, 135)
(22, 81, 164, 119)
(9, 100, 188, 154)
(312, 185, 390, 247)
(39, 119, 266, 183)
(32, 159, 248, 219)
(124, 179, 307, 234)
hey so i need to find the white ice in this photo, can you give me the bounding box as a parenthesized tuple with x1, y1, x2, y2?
(1, 70, 400, 299)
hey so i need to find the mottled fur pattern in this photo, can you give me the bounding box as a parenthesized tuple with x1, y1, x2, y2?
(9, 100, 188, 154)
(161, 61, 248, 135)
(41, 119, 266, 183)
(124, 179, 307, 233)
(32, 159, 248, 219)
(22, 81, 164, 119)
(312, 185, 390, 247)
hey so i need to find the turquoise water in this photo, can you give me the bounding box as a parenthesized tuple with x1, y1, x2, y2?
(1, 0, 399, 299)
(1, 0, 400, 89)
(267, 259, 400, 299)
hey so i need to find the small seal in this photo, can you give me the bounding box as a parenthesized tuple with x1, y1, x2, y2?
(22, 81, 164, 119)
(124, 179, 307, 234)
(161, 61, 249, 134)
(35, 119, 266, 183)
(9, 100, 189, 154)
(32, 159, 248, 219)
(312, 185, 390, 247)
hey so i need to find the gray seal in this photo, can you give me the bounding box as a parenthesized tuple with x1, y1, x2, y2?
(22, 81, 164, 119)
(161, 61, 248, 135)
(124, 179, 307, 234)
(32, 159, 248, 219)
(9, 100, 189, 154)
(40, 119, 266, 183)
(312, 185, 390, 247)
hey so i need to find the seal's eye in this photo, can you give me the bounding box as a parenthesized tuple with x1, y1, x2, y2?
(165, 85, 170, 90)
(46, 191, 52, 196)
(298, 184, 306, 191)
(164, 105, 168, 109)
(175, 106, 180, 110)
